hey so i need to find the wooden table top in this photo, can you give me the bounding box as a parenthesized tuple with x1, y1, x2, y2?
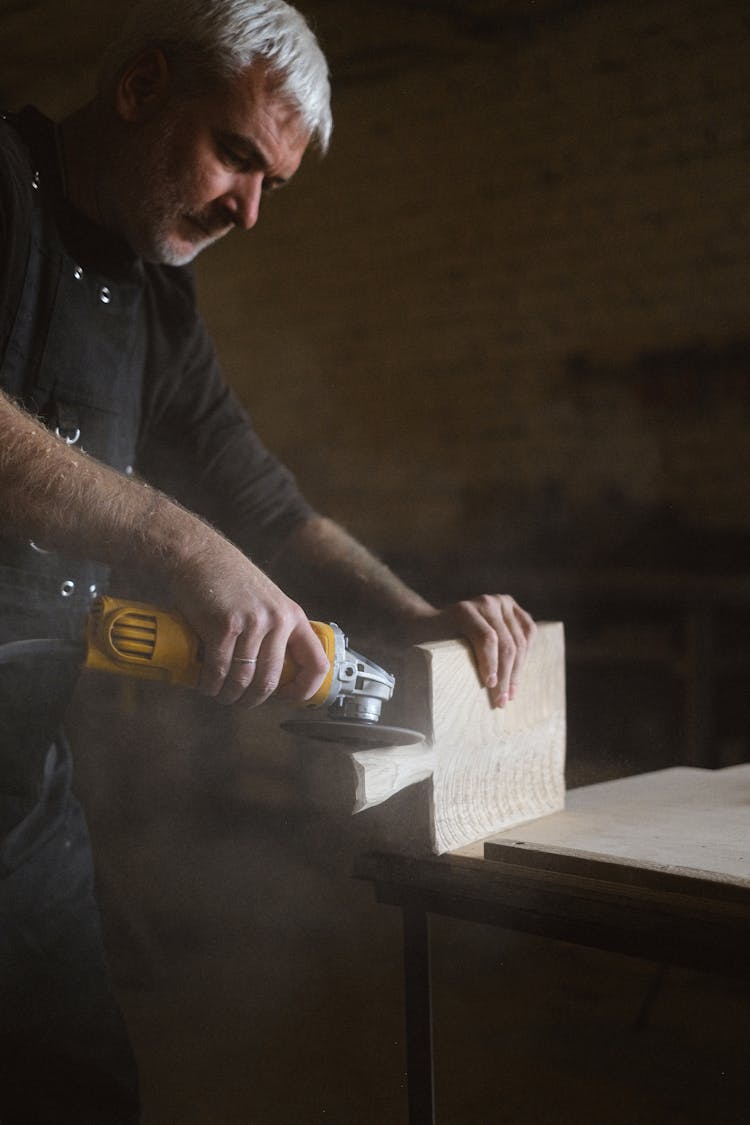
(484, 764, 750, 892)
(355, 766, 750, 978)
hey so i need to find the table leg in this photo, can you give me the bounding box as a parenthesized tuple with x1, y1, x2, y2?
(403, 904, 436, 1124)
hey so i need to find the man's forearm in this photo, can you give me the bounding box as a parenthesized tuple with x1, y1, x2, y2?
(1, 392, 536, 709)
(0, 394, 426, 634)
(0, 391, 332, 706)
(0, 390, 201, 575)
(269, 514, 437, 642)
(272, 514, 537, 709)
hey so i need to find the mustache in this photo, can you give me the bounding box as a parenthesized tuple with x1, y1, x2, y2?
(185, 205, 236, 238)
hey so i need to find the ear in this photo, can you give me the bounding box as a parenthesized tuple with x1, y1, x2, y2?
(115, 48, 171, 122)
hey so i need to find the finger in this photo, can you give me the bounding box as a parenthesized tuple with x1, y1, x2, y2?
(237, 620, 329, 707)
(231, 627, 290, 708)
(216, 638, 263, 706)
(451, 599, 507, 700)
(488, 596, 529, 702)
(273, 622, 330, 703)
(486, 597, 534, 707)
(507, 603, 537, 700)
(463, 595, 525, 709)
(491, 621, 518, 709)
(198, 632, 243, 697)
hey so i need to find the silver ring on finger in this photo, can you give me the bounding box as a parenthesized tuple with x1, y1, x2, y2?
(231, 657, 258, 665)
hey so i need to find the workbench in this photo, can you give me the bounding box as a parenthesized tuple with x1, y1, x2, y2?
(354, 764, 750, 1125)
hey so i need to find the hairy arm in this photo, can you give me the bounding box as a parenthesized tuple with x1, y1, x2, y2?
(0, 391, 329, 705)
(1, 391, 181, 565)
(270, 515, 536, 708)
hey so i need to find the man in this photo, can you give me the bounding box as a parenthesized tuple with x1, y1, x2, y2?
(0, 1, 535, 1119)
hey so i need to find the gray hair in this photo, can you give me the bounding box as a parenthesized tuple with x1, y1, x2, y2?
(98, 0, 332, 152)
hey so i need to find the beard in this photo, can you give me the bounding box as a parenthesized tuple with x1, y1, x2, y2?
(108, 116, 232, 266)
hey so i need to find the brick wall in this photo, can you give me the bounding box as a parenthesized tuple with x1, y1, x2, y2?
(192, 0, 750, 566)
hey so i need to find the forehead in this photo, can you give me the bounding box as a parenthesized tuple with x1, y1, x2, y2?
(205, 63, 308, 153)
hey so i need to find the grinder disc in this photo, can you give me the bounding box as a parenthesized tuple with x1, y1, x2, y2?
(280, 718, 425, 749)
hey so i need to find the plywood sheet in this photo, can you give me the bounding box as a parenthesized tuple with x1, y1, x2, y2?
(485, 765, 750, 887)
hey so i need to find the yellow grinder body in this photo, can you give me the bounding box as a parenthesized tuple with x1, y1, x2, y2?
(85, 596, 339, 706)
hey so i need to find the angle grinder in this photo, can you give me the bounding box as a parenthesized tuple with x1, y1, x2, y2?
(0, 596, 424, 749)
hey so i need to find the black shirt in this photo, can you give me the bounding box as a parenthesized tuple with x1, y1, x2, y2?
(0, 106, 313, 568)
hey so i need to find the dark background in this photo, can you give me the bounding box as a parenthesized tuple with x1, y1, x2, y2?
(1, 1, 749, 1121)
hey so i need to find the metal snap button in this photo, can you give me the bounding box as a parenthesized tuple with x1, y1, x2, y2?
(60, 580, 76, 598)
(99, 287, 112, 304)
(89, 584, 98, 596)
(55, 425, 81, 446)
(32, 171, 40, 191)
(125, 465, 134, 476)
(73, 266, 84, 280)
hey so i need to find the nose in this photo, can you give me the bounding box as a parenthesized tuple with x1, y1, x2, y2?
(225, 172, 264, 231)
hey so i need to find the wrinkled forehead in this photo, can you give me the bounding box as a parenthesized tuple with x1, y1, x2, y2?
(201, 60, 308, 144)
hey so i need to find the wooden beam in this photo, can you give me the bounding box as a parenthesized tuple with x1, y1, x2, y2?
(240, 622, 566, 855)
(350, 622, 565, 853)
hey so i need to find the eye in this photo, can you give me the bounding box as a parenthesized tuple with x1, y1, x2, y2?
(219, 143, 250, 171)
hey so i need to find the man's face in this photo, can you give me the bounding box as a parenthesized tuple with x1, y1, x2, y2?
(112, 62, 310, 266)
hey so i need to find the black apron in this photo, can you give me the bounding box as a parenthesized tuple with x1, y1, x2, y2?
(0, 115, 144, 819)
(0, 116, 143, 1122)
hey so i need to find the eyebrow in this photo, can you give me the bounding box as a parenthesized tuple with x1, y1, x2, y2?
(221, 131, 290, 188)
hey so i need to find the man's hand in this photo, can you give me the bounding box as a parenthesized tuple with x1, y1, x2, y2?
(400, 595, 537, 709)
(270, 518, 537, 709)
(0, 391, 329, 708)
(169, 540, 330, 708)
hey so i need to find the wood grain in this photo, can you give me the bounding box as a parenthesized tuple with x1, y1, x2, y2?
(351, 622, 566, 853)
(238, 624, 565, 854)
(485, 764, 750, 887)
